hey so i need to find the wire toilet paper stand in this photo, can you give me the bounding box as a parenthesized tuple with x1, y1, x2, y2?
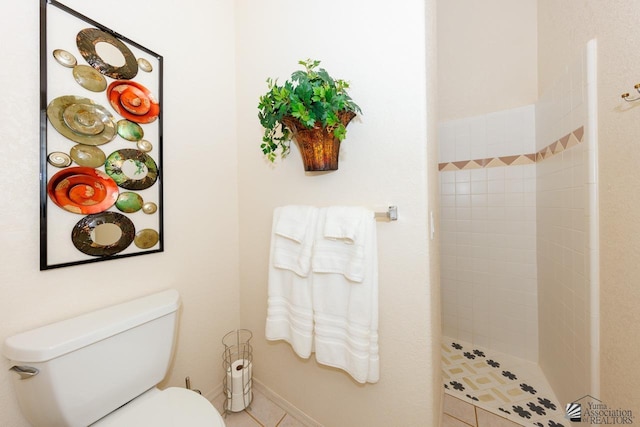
(222, 329, 253, 414)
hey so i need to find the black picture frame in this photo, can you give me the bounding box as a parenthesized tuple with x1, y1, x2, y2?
(40, 0, 164, 270)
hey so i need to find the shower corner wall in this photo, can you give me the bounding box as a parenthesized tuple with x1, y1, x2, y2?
(535, 39, 598, 406)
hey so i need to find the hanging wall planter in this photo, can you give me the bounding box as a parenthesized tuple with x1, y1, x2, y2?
(258, 59, 361, 171)
(280, 111, 356, 171)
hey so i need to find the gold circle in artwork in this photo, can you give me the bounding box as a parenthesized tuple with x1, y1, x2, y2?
(63, 103, 106, 136)
(137, 58, 153, 72)
(136, 139, 153, 152)
(72, 65, 107, 92)
(47, 96, 117, 146)
(142, 202, 158, 214)
(53, 49, 77, 68)
(134, 228, 159, 249)
(70, 144, 106, 168)
(47, 152, 72, 168)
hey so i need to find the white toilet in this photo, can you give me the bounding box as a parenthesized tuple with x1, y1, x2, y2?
(3, 289, 226, 427)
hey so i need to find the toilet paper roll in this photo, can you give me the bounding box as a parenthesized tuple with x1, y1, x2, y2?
(226, 390, 253, 412)
(225, 359, 252, 412)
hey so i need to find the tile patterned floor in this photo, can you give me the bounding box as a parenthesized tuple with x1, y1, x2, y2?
(442, 338, 569, 427)
(211, 388, 308, 427)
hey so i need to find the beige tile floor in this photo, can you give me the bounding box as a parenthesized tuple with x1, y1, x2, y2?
(211, 388, 307, 427)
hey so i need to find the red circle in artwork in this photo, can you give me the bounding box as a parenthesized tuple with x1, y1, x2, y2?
(47, 167, 118, 214)
(107, 80, 159, 124)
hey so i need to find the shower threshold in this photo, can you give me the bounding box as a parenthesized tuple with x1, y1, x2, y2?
(442, 337, 567, 427)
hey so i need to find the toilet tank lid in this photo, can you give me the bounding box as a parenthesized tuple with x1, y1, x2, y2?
(3, 289, 180, 363)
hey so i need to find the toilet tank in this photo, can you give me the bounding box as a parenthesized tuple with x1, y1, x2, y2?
(3, 289, 181, 427)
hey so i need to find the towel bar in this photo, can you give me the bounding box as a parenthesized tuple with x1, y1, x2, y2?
(374, 206, 398, 221)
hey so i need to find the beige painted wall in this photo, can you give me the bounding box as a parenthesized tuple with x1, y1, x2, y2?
(438, 0, 538, 122)
(0, 1, 241, 425)
(235, 1, 440, 426)
(538, 0, 640, 411)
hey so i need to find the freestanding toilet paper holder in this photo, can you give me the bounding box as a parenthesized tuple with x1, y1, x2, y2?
(222, 329, 253, 414)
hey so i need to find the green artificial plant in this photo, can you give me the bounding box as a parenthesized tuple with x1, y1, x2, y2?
(258, 59, 362, 162)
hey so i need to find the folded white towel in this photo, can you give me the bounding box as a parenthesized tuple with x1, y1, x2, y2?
(312, 207, 373, 282)
(312, 207, 379, 383)
(323, 206, 370, 244)
(273, 205, 317, 277)
(265, 206, 318, 358)
(275, 205, 316, 243)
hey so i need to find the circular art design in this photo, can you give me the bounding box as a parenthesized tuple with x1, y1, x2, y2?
(142, 202, 157, 214)
(105, 149, 158, 190)
(134, 228, 159, 249)
(72, 64, 107, 92)
(107, 80, 160, 124)
(47, 152, 72, 168)
(72, 211, 135, 256)
(117, 119, 144, 141)
(47, 166, 118, 214)
(137, 57, 153, 72)
(70, 144, 106, 168)
(53, 49, 77, 68)
(115, 191, 143, 213)
(47, 96, 117, 145)
(76, 28, 138, 80)
(136, 139, 153, 152)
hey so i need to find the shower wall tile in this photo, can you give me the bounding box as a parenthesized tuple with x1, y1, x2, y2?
(439, 159, 538, 362)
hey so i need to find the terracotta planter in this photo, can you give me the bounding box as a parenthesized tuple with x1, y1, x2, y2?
(281, 111, 356, 171)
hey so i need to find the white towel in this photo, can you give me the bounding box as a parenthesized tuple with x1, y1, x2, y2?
(273, 205, 316, 276)
(265, 206, 318, 358)
(323, 206, 369, 244)
(312, 207, 379, 383)
(312, 206, 373, 282)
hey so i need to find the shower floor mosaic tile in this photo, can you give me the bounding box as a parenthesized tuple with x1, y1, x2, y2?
(442, 338, 568, 427)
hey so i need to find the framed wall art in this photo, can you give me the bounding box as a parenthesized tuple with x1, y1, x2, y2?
(40, 0, 163, 270)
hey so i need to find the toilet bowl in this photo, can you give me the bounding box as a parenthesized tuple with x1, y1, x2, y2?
(3, 289, 226, 427)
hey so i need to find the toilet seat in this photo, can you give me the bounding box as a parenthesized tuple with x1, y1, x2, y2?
(92, 387, 225, 426)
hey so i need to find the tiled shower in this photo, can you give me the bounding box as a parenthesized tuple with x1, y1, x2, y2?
(439, 40, 599, 424)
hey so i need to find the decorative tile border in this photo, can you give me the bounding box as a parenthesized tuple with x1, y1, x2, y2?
(438, 126, 584, 172)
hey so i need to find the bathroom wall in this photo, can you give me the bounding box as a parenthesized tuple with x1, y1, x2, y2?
(0, 1, 241, 425)
(535, 42, 596, 406)
(538, 0, 640, 413)
(235, 1, 440, 426)
(439, 106, 539, 361)
(437, 0, 538, 121)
